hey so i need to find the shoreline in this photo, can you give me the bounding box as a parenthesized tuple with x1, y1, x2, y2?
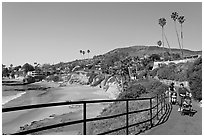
(2, 82, 114, 135)
(2, 92, 26, 105)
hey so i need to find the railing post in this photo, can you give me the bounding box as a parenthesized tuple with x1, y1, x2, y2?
(161, 94, 163, 114)
(126, 100, 129, 135)
(156, 94, 159, 120)
(163, 93, 166, 112)
(162, 94, 165, 112)
(83, 102, 86, 135)
(150, 98, 153, 128)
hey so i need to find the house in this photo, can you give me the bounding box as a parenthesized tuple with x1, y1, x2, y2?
(27, 70, 44, 77)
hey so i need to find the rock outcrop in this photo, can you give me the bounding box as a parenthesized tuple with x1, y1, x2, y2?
(67, 72, 121, 99)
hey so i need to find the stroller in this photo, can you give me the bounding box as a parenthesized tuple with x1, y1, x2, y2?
(180, 96, 193, 116)
(171, 91, 177, 105)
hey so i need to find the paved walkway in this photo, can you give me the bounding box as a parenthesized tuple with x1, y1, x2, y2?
(144, 101, 202, 135)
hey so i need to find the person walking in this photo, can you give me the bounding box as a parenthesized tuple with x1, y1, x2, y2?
(169, 82, 176, 103)
(178, 83, 190, 111)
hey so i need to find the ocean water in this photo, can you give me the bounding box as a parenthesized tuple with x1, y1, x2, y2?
(2, 92, 26, 105)
(2, 83, 44, 106)
(2, 85, 28, 105)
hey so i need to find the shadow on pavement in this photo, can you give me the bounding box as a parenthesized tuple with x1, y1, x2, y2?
(136, 103, 173, 135)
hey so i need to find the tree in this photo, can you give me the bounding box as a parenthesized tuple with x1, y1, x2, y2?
(22, 63, 35, 73)
(171, 12, 182, 59)
(163, 32, 173, 60)
(14, 65, 21, 71)
(87, 50, 90, 59)
(178, 15, 186, 59)
(157, 40, 162, 47)
(2, 67, 9, 77)
(2, 64, 6, 69)
(158, 18, 167, 60)
(150, 54, 161, 61)
(80, 50, 83, 59)
(9, 64, 13, 71)
(82, 50, 85, 59)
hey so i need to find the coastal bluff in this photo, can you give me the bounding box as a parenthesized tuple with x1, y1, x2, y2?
(67, 71, 121, 99)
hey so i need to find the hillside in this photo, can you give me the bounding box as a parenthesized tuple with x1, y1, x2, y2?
(104, 45, 201, 58)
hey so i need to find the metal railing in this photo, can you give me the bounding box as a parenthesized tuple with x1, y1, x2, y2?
(3, 93, 168, 135)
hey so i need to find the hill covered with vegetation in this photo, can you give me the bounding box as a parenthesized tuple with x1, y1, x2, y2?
(103, 45, 201, 59)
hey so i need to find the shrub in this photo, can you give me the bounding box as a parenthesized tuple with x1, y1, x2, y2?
(154, 84, 169, 95)
(187, 57, 202, 101)
(144, 79, 162, 92)
(117, 84, 146, 99)
(149, 68, 159, 78)
(157, 67, 173, 79)
(157, 63, 188, 81)
(137, 71, 147, 79)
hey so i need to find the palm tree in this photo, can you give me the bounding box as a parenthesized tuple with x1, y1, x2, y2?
(87, 50, 90, 59)
(158, 17, 167, 60)
(163, 32, 173, 60)
(82, 50, 85, 59)
(80, 50, 83, 59)
(171, 12, 182, 59)
(178, 15, 185, 59)
(9, 64, 13, 71)
(157, 40, 162, 47)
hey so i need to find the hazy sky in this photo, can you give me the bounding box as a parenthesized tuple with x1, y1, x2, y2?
(2, 2, 202, 66)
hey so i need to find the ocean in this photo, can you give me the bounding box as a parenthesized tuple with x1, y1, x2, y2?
(2, 83, 47, 106)
(2, 92, 26, 105)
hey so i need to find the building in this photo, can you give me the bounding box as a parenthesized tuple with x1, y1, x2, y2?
(27, 70, 44, 77)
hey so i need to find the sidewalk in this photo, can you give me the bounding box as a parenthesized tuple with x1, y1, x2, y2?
(144, 100, 202, 135)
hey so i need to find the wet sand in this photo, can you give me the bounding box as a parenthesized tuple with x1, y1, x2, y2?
(2, 83, 111, 134)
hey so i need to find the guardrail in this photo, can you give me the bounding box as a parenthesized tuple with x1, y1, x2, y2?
(3, 93, 169, 135)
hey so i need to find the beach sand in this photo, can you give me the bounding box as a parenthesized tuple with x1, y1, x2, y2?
(2, 82, 112, 134)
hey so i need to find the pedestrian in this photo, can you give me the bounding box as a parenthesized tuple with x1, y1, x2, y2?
(168, 82, 175, 103)
(178, 83, 190, 111)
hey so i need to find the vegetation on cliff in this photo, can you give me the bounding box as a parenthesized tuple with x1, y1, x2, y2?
(187, 57, 202, 101)
(87, 79, 168, 135)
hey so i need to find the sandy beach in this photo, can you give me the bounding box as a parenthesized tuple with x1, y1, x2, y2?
(2, 82, 112, 134)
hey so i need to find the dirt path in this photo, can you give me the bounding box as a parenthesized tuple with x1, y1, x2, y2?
(144, 100, 202, 135)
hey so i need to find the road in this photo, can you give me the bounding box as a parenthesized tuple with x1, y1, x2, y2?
(144, 100, 202, 135)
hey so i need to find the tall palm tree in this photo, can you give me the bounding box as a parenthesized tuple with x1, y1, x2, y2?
(163, 31, 173, 60)
(171, 12, 182, 58)
(158, 17, 167, 60)
(9, 64, 13, 71)
(178, 15, 185, 59)
(157, 40, 162, 47)
(82, 50, 85, 59)
(80, 50, 83, 59)
(87, 50, 90, 59)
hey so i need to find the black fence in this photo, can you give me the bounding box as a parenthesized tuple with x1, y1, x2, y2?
(2, 93, 169, 135)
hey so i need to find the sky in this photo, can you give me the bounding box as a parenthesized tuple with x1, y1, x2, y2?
(2, 2, 202, 67)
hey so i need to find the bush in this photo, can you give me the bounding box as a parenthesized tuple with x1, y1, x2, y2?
(157, 67, 173, 79)
(157, 63, 188, 81)
(149, 68, 159, 78)
(137, 71, 147, 79)
(144, 79, 162, 92)
(117, 84, 146, 99)
(187, 57, 202, 101)
(154, 84, 169, 95)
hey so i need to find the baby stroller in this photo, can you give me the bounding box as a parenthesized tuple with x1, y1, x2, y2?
(180, 96, 193, 116)
(171, 92, 177, 105)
